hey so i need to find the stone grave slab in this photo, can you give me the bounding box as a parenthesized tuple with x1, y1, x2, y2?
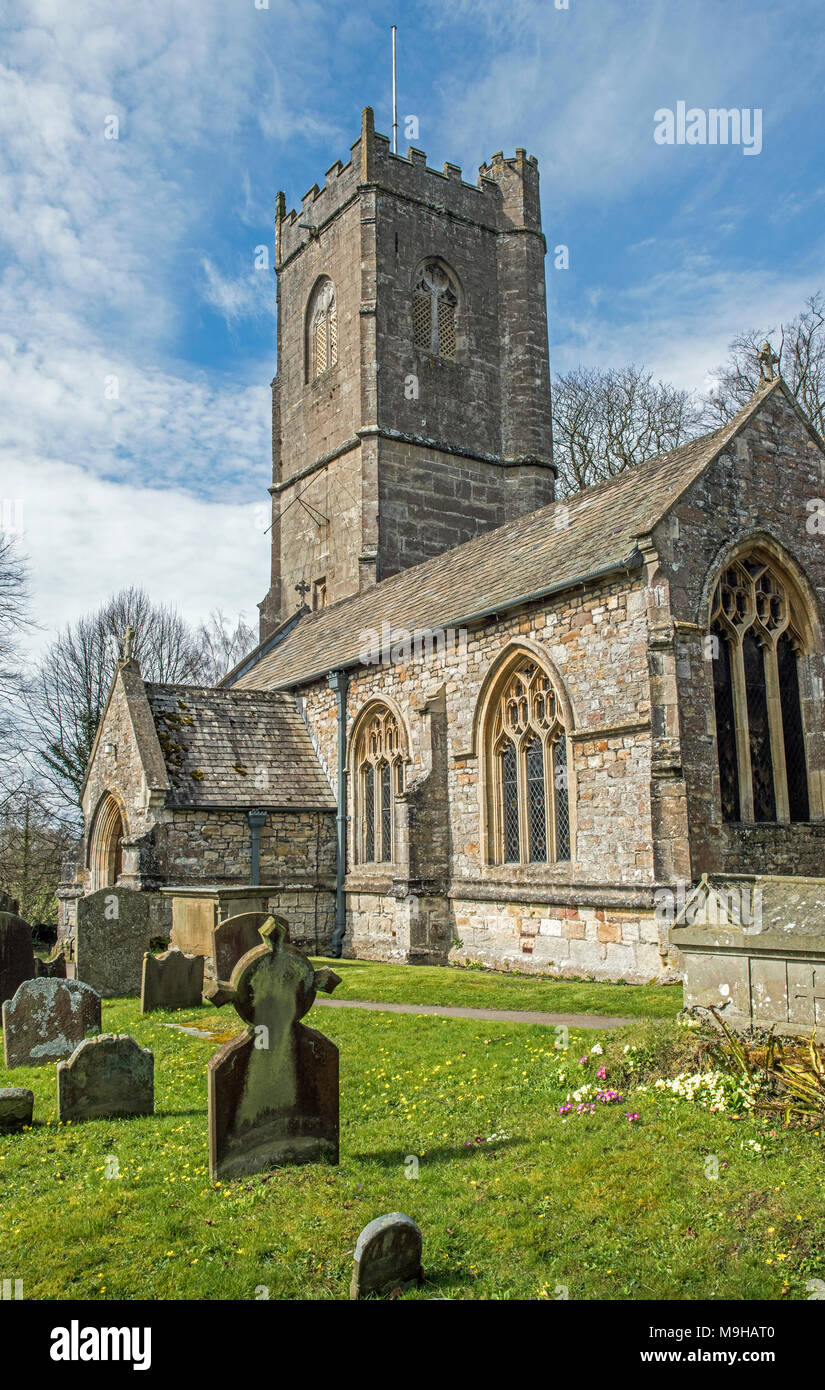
(350, 1213, 424, 1298)
(0, 911, 35, 1008)
(141, 947, 204, 1013)
(674, 873, 825, 1036)
(76, 887, 152, 997)
(0, 1087, 34, 1132)
(206, 917, 340, 1180)
(57, 1034, 154, 1121)
(2, 977, 101, 1068)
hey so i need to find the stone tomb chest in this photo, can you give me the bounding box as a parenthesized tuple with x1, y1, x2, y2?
(673, 874, 825, 1036)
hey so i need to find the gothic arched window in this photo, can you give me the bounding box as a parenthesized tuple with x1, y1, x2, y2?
(709, 551, 810, 823)
(484, 656, 571, 865)
(307, 277, 337, 380)
(353, 705, 406, 864)
(412, 259, 459, 360)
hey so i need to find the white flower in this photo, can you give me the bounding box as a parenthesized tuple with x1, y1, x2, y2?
(590, 1043, 604, 1056)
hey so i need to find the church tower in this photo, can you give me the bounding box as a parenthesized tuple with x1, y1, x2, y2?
(258, 107, 555, 637)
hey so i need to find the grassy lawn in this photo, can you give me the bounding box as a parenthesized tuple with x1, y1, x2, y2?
(1, 985, 823, 1301)
(313, 956, 683, 1019)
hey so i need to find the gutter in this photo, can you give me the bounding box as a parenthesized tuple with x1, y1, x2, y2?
(327, 669, 349, 957)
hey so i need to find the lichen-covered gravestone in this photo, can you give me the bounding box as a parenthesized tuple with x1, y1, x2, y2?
(211, 911, 272, 985)
(0, 909, 35, 1008)
(2, 977, 101, 1069)
(350, 1214, 424, 1299)
(0, 1088, 34, 1132)
(206, 917, 341, 1180)
(76, 887, 152, 997)
(140, 947, 204, 1013)
(57, 1034, 154, 1121)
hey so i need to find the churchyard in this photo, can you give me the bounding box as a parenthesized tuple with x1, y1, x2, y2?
(2, 954, 824, 1301)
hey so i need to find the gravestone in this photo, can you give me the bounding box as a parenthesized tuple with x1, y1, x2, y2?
(2, 977, 101, 1069)
(206, 917, 341, 1180)
(211, 912, 272, 985)
(0, 910, 35, 1007)
(76, 887, 152, 997)
(0, 1087, 34, 1132)
(350, 1214, 424, 1299)
(141, 947, 204, 1013)
(674, 873, 825, 1036)
(57, 1034, 154, 1121)
(34, 942, 69, 980)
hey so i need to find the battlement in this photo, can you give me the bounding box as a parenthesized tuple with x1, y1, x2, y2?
(276, 107, 542, 267)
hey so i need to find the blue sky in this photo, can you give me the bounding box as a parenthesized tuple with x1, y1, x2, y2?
(2, 0, 823, 653)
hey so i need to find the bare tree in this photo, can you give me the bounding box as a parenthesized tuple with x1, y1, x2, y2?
(0, 779, 77, 925)
(704, 291, 825, 435)
(195, 609, 255, 686)
(0, 532, 33, 808)
(552, 364, 704, 495)
(27, 586, 207, 811)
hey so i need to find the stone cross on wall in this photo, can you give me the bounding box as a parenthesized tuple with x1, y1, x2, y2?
(205, 916, 341, 1179)
(295, 579, 310, 612)
(791, 964, 825, 1026)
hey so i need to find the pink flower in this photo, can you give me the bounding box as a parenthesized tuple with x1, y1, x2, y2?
(625, 1111, 640, 1123)
(596, 1066, 607, 1080)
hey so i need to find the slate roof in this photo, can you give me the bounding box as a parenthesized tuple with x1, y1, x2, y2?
(144, 684, 335, 810)
(229, 380, 782, 693)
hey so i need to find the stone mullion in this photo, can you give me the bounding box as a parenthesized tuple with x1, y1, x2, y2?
(764, 642, 790, 822)
(730, 637, 755, 821)
(545, 734, 556, 864)
(517, 738, 530, 865)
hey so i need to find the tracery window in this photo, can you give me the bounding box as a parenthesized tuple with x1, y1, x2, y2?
(487, 657, 571, 865)
(709, 552, 810, 823)
(354, 706, 405, 864)
(412, 259, 459, 360)
(307, 277, 337, 380)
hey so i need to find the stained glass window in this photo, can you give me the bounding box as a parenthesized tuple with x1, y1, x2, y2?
(380, 763, 392, 862)
(488, 656, 572, 865)
(355, 706, 405, 863)
(501, 742, 520, 863)
(777, 634, 809, 822)
(364, 765, 375, 862)
(709, 552, 810, 823)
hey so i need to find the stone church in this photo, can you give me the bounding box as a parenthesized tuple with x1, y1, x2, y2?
(61, 108, 825, 988)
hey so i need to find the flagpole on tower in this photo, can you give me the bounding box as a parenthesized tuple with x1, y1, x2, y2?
(392, 25, 398, 154)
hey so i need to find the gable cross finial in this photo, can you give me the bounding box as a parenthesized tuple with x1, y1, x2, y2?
(295, 579, 310, 612)
(757, 340, 780, 382)
(122, 624, 135, 661)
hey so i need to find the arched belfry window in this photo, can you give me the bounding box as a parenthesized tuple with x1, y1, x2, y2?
(412, 259, 459, 360)
(307, 276, 337, 380)
(484, 655, 572, 865)
(709, 551, 811, 823)
(353, 705, 407, 865)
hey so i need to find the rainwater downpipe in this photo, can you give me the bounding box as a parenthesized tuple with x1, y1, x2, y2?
(328, 668, 349, 956)
(247, 809, 268, 887)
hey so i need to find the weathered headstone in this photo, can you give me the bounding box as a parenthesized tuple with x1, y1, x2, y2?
(34, 941, 69, 980)
(0, 910, 35, 1007)
(206, 917, 341, 1180)
(57, 1034, 154, 1121)
(211, 911, 273, 985)
(0, 1087, 34, 1132)
(141, 947, 204, 1013)
(76, 887, 152, 997)
(170, 896, 218, 959)
(2, 977, 101, 1069)
(349, 1214, 424, 1299)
